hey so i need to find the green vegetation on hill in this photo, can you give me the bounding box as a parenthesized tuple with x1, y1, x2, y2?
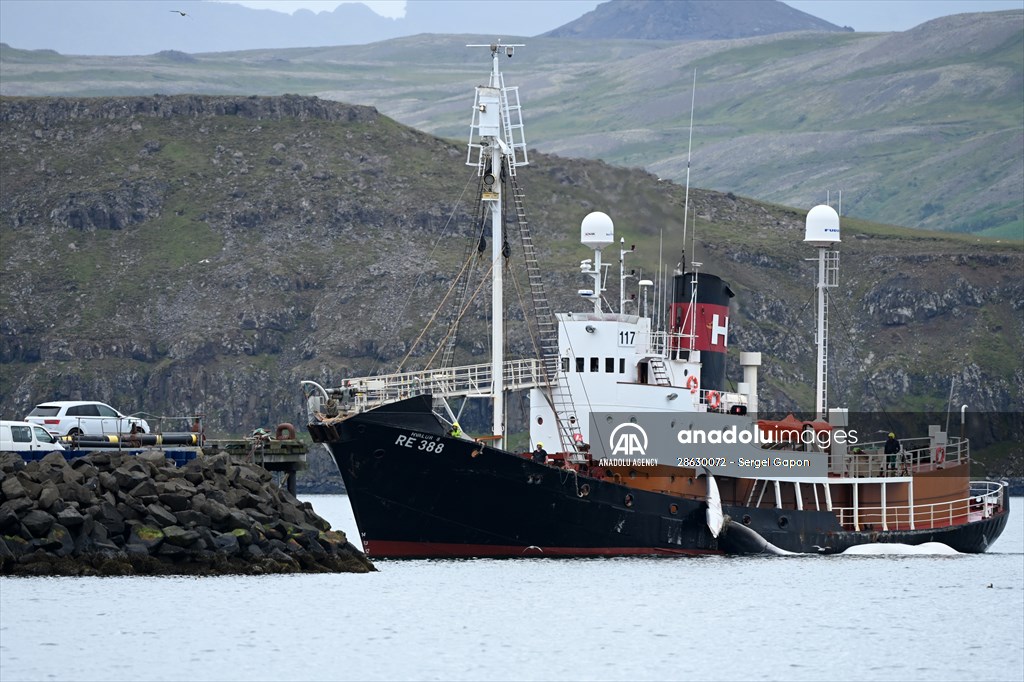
(0, 92, 1020, 475)
(1, 9, 1020, 238)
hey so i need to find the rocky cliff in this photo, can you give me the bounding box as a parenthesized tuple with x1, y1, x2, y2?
(0, 95, 1021, 475)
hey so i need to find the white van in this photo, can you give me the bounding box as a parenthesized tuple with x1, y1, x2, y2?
(0, 420, 65, 454)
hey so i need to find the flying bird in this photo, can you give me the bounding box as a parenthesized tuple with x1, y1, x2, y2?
(170, 10, 188, 17)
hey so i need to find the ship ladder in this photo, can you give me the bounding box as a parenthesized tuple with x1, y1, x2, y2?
(509, 174, 582, 452)
(498, 80, 529, 175)
(650, 357, 672, 386)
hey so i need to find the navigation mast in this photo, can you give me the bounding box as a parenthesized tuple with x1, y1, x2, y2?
(466, 41, 528, 448)
(804, 204, 841, 420)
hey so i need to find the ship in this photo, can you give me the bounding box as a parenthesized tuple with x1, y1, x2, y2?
(303, 42, 1009, 558)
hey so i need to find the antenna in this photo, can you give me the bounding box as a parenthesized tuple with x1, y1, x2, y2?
(657, 229, 664, 330)
(681, 69, 696, 265)
(691, 204, 697, 269)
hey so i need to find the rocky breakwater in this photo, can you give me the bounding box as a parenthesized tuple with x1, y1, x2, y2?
(0, 451, 374, 576)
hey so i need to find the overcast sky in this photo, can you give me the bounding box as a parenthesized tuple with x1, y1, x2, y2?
(0, 0, 1020, 56)
(226, 0, 1024, 32)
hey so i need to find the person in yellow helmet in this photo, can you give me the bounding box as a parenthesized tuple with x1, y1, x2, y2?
(532, 442, 548, 463)
(449, 422, 463, 439)
(884, 432, 901, 470)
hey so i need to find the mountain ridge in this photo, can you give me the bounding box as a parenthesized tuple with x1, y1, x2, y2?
(2, 10, 1019, 238)
(544, 0, 849, 39)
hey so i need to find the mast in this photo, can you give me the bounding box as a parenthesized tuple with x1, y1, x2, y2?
(466, 41, 526, 447)
(682, 71, 700, 353)
(804, 205, 841, 420)
(618, 237, 635, 314)
(487, 68, 504, 446)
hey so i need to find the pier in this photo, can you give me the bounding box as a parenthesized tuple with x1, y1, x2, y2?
(17, 430, 308, 495)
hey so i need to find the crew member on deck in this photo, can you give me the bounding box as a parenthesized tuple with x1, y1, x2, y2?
(884, 432, 901, 470)
(532, 442, 548, 464)
(449, 422, 463, 439)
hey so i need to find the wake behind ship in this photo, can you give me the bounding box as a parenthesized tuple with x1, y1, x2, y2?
(303, 42, 1009, 558)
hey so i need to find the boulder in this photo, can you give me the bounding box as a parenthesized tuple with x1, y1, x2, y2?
(21, 509, 54, 537)
(1, 476, 27, 500)
(127, 524, 164, 551)
(145, 503, 179, 528)
(56, 506, 86, 529)
(162, 525, 200, 548)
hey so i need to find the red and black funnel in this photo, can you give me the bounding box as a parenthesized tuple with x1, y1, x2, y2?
(669, 272, 734, 392)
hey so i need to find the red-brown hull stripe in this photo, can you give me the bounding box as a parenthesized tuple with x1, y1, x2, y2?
(363, 540, 723, 558)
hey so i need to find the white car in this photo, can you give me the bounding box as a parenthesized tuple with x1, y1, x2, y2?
(24, 401, 150, 437)
(0, 420, 65, 453)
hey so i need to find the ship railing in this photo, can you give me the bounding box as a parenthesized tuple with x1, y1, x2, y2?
(648, 330, 699, 357)
(313, 358, 547, 415)
(842, 435, 969, 478)
(833, 481, 1005, 531)
(696, 387, 748, 414)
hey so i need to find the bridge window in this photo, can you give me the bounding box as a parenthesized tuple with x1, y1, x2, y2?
(590, 357, 599, 372)
(605, 357, 615, 373)
(576, 358, 584, 373)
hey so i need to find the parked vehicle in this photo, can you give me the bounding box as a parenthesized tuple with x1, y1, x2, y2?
(24, 401, 150, 437)
(0, 420, 65, 453)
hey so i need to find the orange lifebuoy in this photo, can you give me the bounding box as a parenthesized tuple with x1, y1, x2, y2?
(934, 446, 945, 464)
(686, 375, 700, 393)
(275, 422, 297, 441)
(707, 391, 721, 410)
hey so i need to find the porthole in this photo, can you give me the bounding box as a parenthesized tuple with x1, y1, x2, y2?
(624, 494, 634, 508)
(742, 514, 752, 525)
(778, 516, 789, 529)
(537, 416, 544, 425)
(669, 503, 679, 515)
(373, 449, 385, 459)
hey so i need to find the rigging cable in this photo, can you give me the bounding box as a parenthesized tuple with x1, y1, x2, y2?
(396, 246, 486, 373)
(369, 170, 478, 377)
(422, 256, 499, 369)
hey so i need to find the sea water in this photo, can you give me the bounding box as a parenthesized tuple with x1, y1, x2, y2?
(1, 496, 1021, 682)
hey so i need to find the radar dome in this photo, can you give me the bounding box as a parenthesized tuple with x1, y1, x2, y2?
(804, 205, 840, 245)
(581, 211, 614, 249)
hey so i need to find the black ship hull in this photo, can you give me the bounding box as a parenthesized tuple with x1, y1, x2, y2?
(308, 396, 1009, 558)
(717, 500, 1010, 555)
(310, 396, 719, 557)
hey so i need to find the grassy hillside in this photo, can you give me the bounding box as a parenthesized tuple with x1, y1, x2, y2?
(1, 10, 1020, 238)
(1, 94, 1020, 474)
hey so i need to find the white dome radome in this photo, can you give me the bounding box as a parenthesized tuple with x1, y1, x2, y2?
(581, 211, 614, 249)
(804, 205, 840, 245)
